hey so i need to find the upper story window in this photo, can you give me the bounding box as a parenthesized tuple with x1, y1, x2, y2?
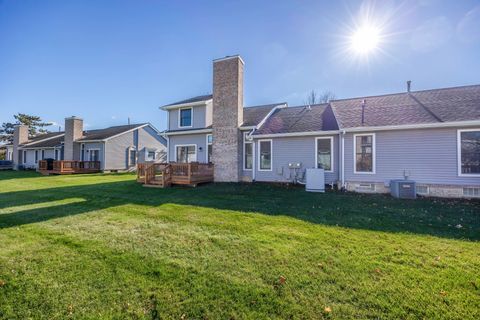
(258, 139, 272, 171)
(316, 137, 333, 172)
(458, 129, 480, 176)
(179, 108, 192, 127)
(354, 133, 375, 174)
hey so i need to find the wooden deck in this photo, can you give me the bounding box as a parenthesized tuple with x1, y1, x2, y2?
(137, 162, 214, 188)
(38, 160, 101, 175)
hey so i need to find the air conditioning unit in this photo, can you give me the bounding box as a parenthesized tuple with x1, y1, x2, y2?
(306, 168, 325, 192)
(390, 180, 416, 199)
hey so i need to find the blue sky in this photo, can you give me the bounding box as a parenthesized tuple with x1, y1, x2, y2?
(1, 0, 479, 131)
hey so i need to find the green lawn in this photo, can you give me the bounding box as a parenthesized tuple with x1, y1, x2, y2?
(0, 171, 479, 319)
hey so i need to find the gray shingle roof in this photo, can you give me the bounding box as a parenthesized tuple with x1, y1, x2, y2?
(78, 124, 147, 141)
(254, 104, 339, 135)
(163, 94, 213, 107)
(19, 124, 148, 148)
(24, 135, 64, 148)
(331, 84, 480, 129)
(242, 103, 284, 127)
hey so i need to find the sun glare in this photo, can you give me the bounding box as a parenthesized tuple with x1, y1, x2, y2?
(350, 25, 381, 54)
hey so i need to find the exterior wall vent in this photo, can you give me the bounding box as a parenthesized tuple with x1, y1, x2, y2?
(390, 180, 416, 199)
(416, 185, 429, 195)
(463, 187, 480, 198)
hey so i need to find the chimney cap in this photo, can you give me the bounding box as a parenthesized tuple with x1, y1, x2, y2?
(65, 116, 83, 120)
(407, 80, 412, 92)
(213, 54, 245, 65)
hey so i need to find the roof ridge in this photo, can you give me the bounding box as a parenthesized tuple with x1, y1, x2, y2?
(330, 83, 480, 103)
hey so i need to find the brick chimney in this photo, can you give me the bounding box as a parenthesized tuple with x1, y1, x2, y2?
(64, 116, 83, 160)
(13, 125, 28, 170)
(212, 55, 244, 182)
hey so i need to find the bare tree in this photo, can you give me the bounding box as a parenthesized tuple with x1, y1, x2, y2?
(304, 90, 336, 105)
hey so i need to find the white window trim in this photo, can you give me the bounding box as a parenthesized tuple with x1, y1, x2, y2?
(174, 144, 197, 163)
(457, 128, 480, 177)
(315, 136, 334, 173)
(34, 150, 38, 163)
(206, 134, 212, 163)
(128, 147, 137, 167)
(353, 133, 376, 174)
(243, 132, 253, 171)
(145, 147, 157, 161)
(257, 139, 273, 172)
(178, 107, 193, 128)
(87, 148, 101, 161)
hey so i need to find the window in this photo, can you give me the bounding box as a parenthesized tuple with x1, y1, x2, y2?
(23, 151, 26, 164)
(35, 150, 38, 163)
(147, 151, 156, 161)
(458, 130, 480, 176)
(354, 134, 375, 173)
(207, 134, 213, 163)
(129, 149, 137, 166)
(179, 108, 192, 127)
(89, 149, 100, 162)
(463, 187, 480, 197)
(315, 137, 333, 172)
(243, 132, 253, 170)
(41, 150, 45, 160)
(176, 145, 196, 163)
(258, 140, 272, 171)
(416, 185, 429, 195)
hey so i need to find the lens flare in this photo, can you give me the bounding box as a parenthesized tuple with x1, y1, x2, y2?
(350, 25, 381, 54)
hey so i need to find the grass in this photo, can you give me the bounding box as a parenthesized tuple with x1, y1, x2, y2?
(0, 171, 479, 319)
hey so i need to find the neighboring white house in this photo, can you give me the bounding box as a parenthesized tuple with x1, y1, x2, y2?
(160, 55, 480, 198)
(7, 116, 166, 172)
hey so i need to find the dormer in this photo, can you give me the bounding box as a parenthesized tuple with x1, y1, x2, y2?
(161, 94, 213, 131)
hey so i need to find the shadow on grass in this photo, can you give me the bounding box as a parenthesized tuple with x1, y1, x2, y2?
(0, 172, 479, 240)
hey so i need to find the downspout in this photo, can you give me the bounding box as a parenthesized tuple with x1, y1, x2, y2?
(247, 129, 256, 181)
(341, 130, 345, 189)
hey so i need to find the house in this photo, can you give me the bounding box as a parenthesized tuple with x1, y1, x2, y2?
(161, 55, 480, 198)
(6, 116, 166, 173)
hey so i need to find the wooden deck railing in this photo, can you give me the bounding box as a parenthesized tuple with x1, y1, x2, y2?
(137, 162, 213, 187)
(38, 160, 101, 174)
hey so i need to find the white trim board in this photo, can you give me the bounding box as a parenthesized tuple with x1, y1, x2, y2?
(165, 128, 213, 136)
(160, 99, 212, 111)
(315, 136, 334, 173)
(457, 128, 480, 177)
(353, 133, 376, 175)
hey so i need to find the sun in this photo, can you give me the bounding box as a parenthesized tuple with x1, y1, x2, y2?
(350, 25, 381, 54)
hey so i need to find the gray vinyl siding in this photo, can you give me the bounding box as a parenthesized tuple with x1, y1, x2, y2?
(253, 135, 339, 184)
(168, 133, 209, 163)
(104, 126, 166, 170)
(168, 105, 207, 131)
(42, 149, 55, 159)
(344, 127, 480, 185)
(137, 126, 167, 163)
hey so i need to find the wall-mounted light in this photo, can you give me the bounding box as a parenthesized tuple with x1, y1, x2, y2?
(199, 147, 203, 151)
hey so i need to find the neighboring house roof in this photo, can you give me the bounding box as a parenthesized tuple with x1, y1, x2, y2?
(163, 94, 213, 107)
(330, 84, 480, 129)
(16, 124, 157, 148)
(242, 103, 285, 127)
(23, 135, 64, 148)
(77, 124, 147, 141)
(254, 104, 339, 135)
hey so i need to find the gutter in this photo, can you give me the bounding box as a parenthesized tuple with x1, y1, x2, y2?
(164, 128, 213, 136)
